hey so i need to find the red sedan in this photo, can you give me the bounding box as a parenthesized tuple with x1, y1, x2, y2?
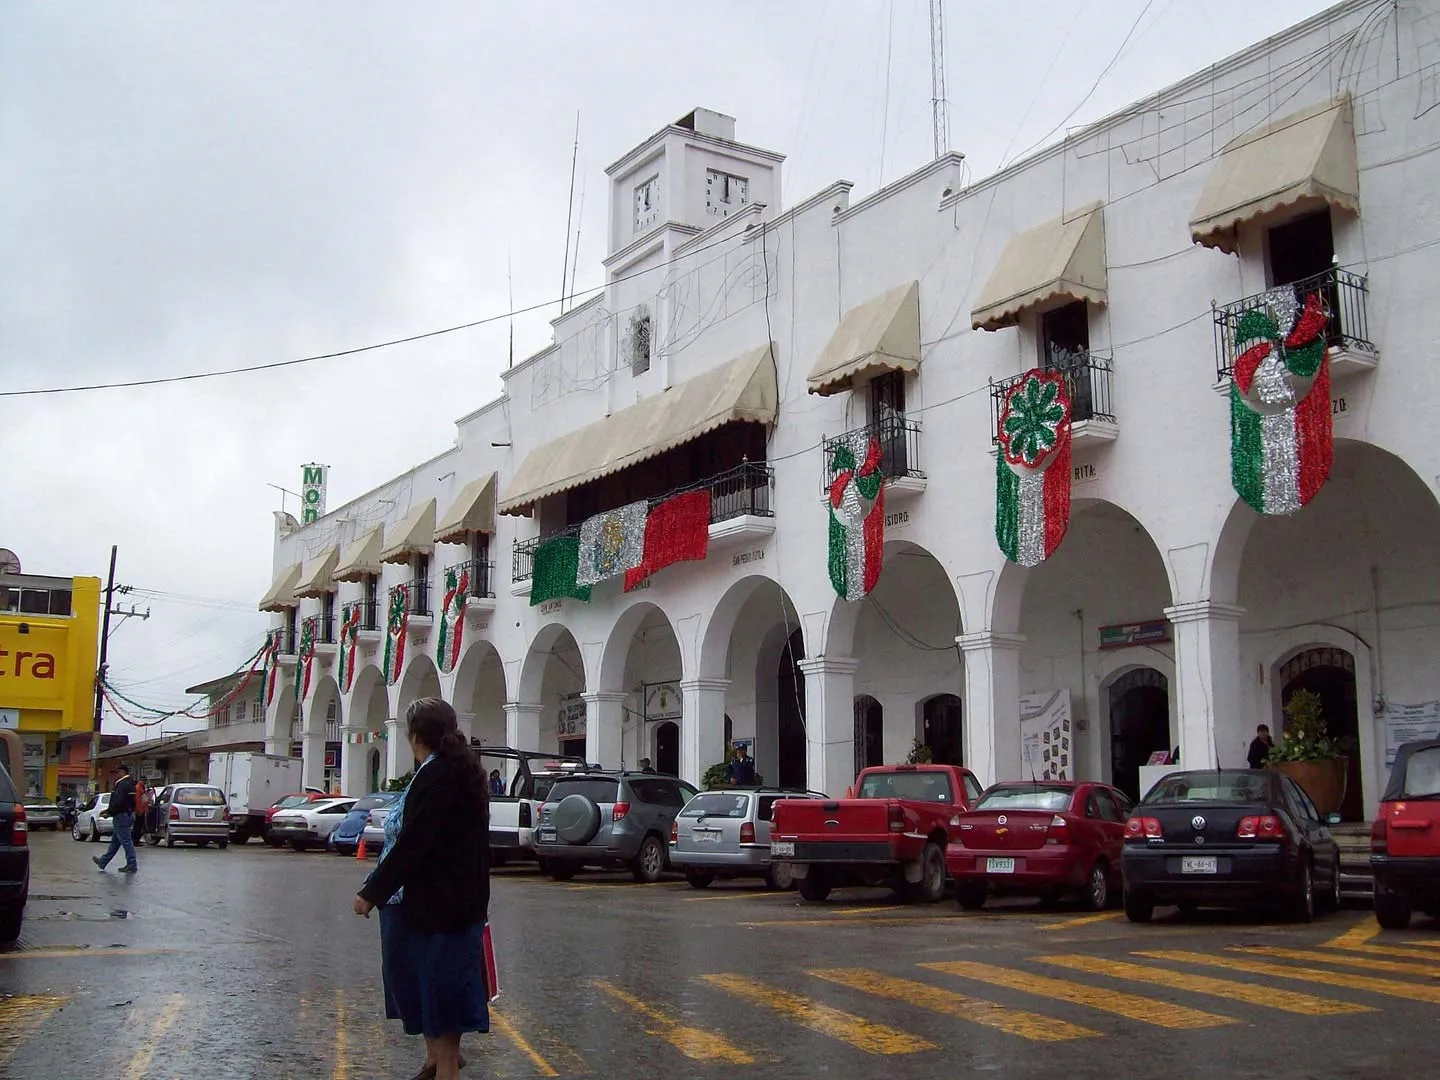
(263, 791, 329, 846)
(946, 781, 1134, 911)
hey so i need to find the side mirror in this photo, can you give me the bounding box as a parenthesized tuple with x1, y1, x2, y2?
(1326, 812, 1342, 825)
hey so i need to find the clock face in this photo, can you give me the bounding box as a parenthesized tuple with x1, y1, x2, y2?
(633, 176, 660, 231)
(706, 169, 749, 216)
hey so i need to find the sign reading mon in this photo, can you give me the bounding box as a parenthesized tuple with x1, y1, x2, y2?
(302, 464, 329, 524)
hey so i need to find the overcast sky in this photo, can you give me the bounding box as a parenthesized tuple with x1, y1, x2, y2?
(0, 0, 1335, 734)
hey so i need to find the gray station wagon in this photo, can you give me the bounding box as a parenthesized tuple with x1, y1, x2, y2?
(534, 771, 698, 883)
(670, 787, 825, 890)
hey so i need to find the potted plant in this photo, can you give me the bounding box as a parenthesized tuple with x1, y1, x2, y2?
(907, 740, 934, 765)
(1266, 689, 1348, 815)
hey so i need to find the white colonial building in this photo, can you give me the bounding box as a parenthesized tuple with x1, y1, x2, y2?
(258, 0, 1440, 821)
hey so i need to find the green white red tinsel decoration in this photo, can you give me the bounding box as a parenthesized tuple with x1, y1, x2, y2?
(827, 432, 884, 601)
(384, 586, 408, 686)
(294, 617, 316, 702)
(337, 603, 362, 692)
(995, 369, 1072, 567)
(263, 629, 280, 706)
(436, 566, 469, 674)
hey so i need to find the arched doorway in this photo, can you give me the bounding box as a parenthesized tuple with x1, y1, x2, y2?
(854, 696, 883, 775)
(922, 694, 964, 765)
(597, 602, 682, 774)
(452, 641, 507, 748)
(655, 722, 679, 776)
(1280, 647, 1362, 821)
(369, 749, 381, 793)
(777, 628, 806, 789)
(1108, 667, 1170, 801)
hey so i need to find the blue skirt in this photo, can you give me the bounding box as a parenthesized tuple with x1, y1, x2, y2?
(379, 904, 490, 1037)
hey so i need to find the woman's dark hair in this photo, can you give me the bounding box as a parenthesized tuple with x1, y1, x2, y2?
(405, 697, 487, 809)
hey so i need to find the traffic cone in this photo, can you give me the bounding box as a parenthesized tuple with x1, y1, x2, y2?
(356, 836, 367, 859)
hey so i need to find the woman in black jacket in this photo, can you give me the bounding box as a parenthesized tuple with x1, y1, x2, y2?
(353, 698, 490, 1080)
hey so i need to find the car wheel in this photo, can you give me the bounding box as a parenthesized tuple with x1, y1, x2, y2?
(1374, 889, 1412, 930)
(764, 861, 795, 891)
(197, 840, 210, 848)
(89, 821, 100, 842)
(1124, 889, 1154, 923)
(71, 822, 83, 842)
(289, 840, 308, 852)
(0, 906, 22, 945)
(232, 832, 249, 845)
(547, 861, 578, 882)
(956, 882, 987, 911)
(1289, 860, 1315, 923)
(1175, 898, 1200, 918)
(217, 839, 228, 851)
(1082, 861, 1110, 912)
(166, 832, 176, 849)
(632, 836, 666, 884)
(906, 842, 947, 904)
(686, 872, 715, 889)
(798, 869, 831, 903)
(1321, 855, 1342, 913)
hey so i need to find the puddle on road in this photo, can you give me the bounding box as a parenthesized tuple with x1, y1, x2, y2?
(109, 910, 129, 919)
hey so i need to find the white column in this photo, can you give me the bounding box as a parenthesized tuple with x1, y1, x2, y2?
(957, 632, 1025, 788)
(338, 729, 368, 796)
(455, 711, 475, 743)
(1164, 601, 1246, 770)
(301, 732, 326, 791)
(385, 717, 414, 779)
(797, 657, 859, 797)
(504, 702, 543, 752)
(681, 677, 730, 787)
(584, 692, 626, 769)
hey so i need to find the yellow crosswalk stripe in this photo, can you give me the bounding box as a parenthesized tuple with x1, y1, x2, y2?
(0, 994, 67, 1067)
(1037, 954, 1372, 1016)
(922, 961, 1234, 1029)
(1041, 912, 1124, 931)
(492, 1008, 563, 1076)
(1139, 949, 1440, 1004)
(594, 979, 755, 1064)
(701, 973, 938, 1055)
(682, 890, 775, 902)
(1239, 946, 1440, 978)
(331, 988, 349, 1080)
(1323, 920, 1379, 950)
(125, 994, 184, 1080)
(810, 968, 1097, 1042)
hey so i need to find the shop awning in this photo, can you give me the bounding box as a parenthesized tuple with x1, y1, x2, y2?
(498, 343, 778, 515)
(334, 524, 385, 583)
(293, 547, 340, 598)
(805, 281, 921, 396)
(257, 564, 302, 613)
(434, 473, 497, 544)
(971, 202, 1108, 331)
(1189, 97, 1358, 254)
(379, 499, 437, 564)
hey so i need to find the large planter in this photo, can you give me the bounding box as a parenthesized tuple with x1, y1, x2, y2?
(1271, 758, 1348, 816)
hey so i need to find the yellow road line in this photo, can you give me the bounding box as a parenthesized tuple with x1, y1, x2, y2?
(922, 961, 1233, 1029)
(0, 946, 183, 961)
(1140, 949, 1440, 1004)
(1324, 920, 1379, 950)
(1037, 954, 1371, 1016)
(1239, 946, 1440, 978)
(331, 988, 348, 1080)
(1041, 912, 1125, 931)
(593, 979, 753, 1064)
(0, 994, 67, 1067)
(492, 1009, 563, 1076)
(811, 968, 1097, 1042)
(125, 995, 184, 1080)
(741, 916, 965, 928)
(683, 890, 776, 902)
(827, 904, 909, 917)
(701, 973, 937, 1055)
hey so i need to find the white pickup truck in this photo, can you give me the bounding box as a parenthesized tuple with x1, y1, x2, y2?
(473, 746, 588, 865)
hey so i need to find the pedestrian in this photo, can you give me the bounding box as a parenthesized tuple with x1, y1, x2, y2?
(94, 764, 139, 874)
(353, 698, 489, 1080)
(1248, 724, 1275, 769)
(489, 769, 504, 796)
(638, 757, 655, 774)
(132, 778, 149, 847)
(726, 744, 757, 787)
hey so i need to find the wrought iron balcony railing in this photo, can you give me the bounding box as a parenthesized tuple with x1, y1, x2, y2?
(303, 613, 337, 646)
(990, 349, 1116, 442)
(446, 559, 497, 601)
(390, 579, 432, 619)
(274, 625, 297, 656)
(342, 598, 380, 633)
(820, 414, 923, 493)
(1212, 265, 1374, 382)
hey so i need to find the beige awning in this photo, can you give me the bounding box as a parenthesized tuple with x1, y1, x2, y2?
(971, 202, 1108, 332)
(379, 499, 437, 564)
(499, 343, 777, 515)
(333, 525, 384, 583)
(806, 281, 921, 396)
(293, 547, 340, 599)
(434, 473, 497, 544)
(257, 564, 302, 613)
(1189, 97, 1358, 254)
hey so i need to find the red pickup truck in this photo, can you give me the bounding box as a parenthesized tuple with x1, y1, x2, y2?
(770, 764, 983, 903)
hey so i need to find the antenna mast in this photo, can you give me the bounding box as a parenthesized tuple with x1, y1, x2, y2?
(507, 245, 515, 369)
(559, 111, 580, 314)
(929, 0, 951, 159)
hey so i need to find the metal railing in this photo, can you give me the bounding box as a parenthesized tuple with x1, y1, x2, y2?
(511, 461, 776, 582)
(820, 414, 923, 493)
(1212, 266, 1374, 382)
(392, 579, 432, 618)
(342, 598, 380, 633)
(990, 349, 1116, 443)
(304, 613, 337, 646)
(275, 624, 297, 655)
(446, 559, 496, 601)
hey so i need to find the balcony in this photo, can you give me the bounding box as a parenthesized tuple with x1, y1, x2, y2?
(274, 625, 298, 657)
(447, 558, 497, 619)
(511, 462, 776, 584)
(342, 598, 381, 637)
(821, 414, 926, 499)
(1213, 266, 1376, 386)
(303, 614, 337, 657)
(991, 349, 1118, 449)
(390, 580, 433, 627)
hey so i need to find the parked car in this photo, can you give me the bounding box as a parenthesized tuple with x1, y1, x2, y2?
(476, 746, 587, 865)
(209, 751, 305, 843)
(0, 759, 29, 943)
(1121, 768, 1341, 923)
(534, 771, 698, 882)
(72, 792, 112, 842)
(669, 787, 824, 889)
(263, 791, 330, 847)
(770, 764, 982, 903)
(329, 793, 398, 855)
(21, 796, 62, 831)
(269, 797, 357, 851)
(1371, 738, 1440, 929)
(947, 781, 1133, 911)
(142, 784, 232, 849)
(362, 804, 390, 852)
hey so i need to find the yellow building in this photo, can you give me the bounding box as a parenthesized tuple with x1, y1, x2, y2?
(0, 572, 101, 798)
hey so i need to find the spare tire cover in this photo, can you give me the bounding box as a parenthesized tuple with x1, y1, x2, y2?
(553, 794, 602, 845)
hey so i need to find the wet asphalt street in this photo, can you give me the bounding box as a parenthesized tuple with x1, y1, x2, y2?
(4, 831, 1440, 1080)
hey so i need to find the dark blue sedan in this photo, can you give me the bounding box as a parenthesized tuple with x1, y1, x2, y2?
(329, 793, 398, 856)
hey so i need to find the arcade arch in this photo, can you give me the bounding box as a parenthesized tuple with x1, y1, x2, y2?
(340, 665, 389, 796)
(393, 654, 442, 778)
(596, 602, 682, 773)
(515, 624, 585, 758)
(451, 641, 507, 748)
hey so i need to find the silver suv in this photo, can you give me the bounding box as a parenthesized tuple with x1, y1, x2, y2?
(670, 787, 825, 890)
(534, 771, 698, 883)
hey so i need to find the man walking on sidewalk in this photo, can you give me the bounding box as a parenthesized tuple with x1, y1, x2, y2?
(95, 764, 139, 874)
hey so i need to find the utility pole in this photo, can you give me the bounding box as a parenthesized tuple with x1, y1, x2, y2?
(930, 0, 951, 160)
(90, 545, 117, 790)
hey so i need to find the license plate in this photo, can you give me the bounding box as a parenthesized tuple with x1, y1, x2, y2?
(771, 841, 795, 857)
(986, 857, 1016, 874)
(693, 830, 722, 844)
(1182, 855, 1218, 874)
(193, 810, 212, 819)
(538, 830, 556, 842)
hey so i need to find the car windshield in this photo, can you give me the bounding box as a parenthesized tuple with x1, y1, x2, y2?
(975, 787, 1073, 812)
(353, 794, 394, 812)
(1399, 747, 1440, 798)
(548, 778, 619, 803)
(1145, 771, 1270, 804)
(681, 793, 750, 819)
(857, 771, 954, 803)
(175, 788, 226, 806)
(274, 795, 310, 809)
(23, 795, 54, 807)
(529, 776, 562, 801)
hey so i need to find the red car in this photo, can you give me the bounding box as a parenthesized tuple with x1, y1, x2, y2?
(947, 781, 1133, 911)
(263, 791, 329, 847)
(1372, 738, 1440, 929)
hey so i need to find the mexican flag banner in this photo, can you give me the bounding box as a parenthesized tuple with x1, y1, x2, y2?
(827, 431, 884, 602)
(294, 618, 316, 702)
(437, 565, 470, 674)
(577, 501, 647, 587)
(1229, 289, 1332, 516)
(344, 729, 385, 745)
(995, 369, 1072, 567)
(530, 536, 592, 606)
(262, 630, 280, 707)
(337, 603, 362, 693)
(383, 586, 408, 685)
(624, 489, 711, 591)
